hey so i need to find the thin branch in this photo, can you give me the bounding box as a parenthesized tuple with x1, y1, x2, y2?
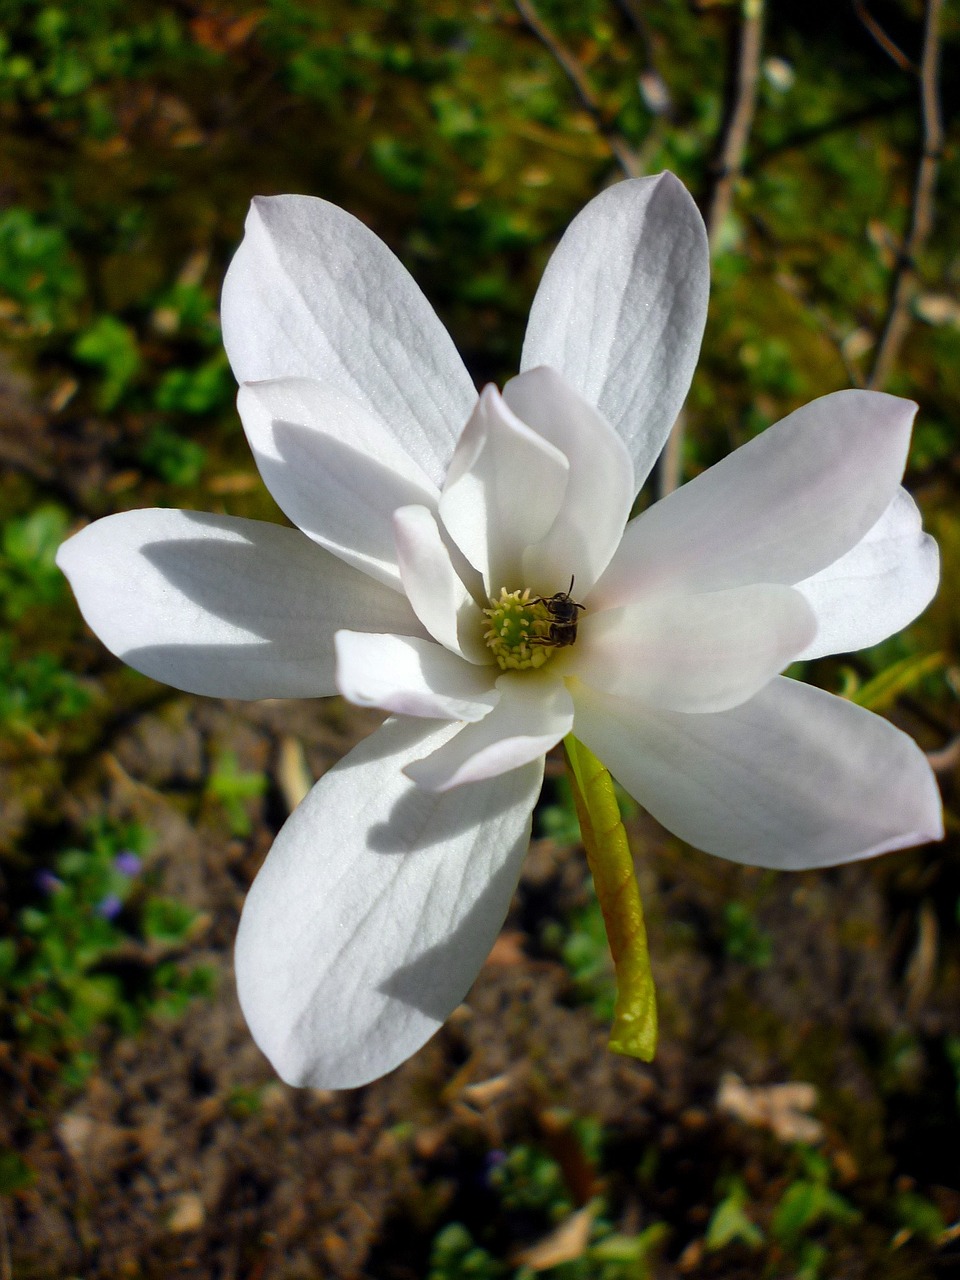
(659, 0, 765, 498)
(852, 0, 917, 73)
(513, 0, 642, 178)
(927, 732, 960, 775)
(613, 0, 651, 44)
(867, 0, 944, 390)
(703, 0, 765, 250)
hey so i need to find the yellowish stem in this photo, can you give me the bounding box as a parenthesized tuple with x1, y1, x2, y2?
(564, 734, 657, 1060)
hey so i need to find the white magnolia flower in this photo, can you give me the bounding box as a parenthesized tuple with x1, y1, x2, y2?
(58, 173, 942, 1089)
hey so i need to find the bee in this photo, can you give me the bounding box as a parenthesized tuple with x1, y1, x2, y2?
(530, 576, 585, 649)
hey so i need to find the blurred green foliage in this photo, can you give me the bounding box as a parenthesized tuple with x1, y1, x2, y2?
(139, 423, 207, 486)
(0, 504, 68, 621)
(0, 505, 91, 738)
(0, 637, 90, 736)
(0, 820, 213, 1088)
(429, 1223, 502, 1280)
(205, 749, 268, 837)
(0, 207, 83, 334)
(544, 886, 617, 1024)
(430, 1129, 669, 1280)
(705, 1150, 861, 1279)
(489, 1142, 575, 1220)
(722, 901, 773, 969)
(705, 1177, 764, 1252)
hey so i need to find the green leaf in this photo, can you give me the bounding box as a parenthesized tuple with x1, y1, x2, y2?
(0, 207, 83, 332)
(140, 425, 207, 485)
(847, 651, 946, 712)
(153, 354, 230, 415)
(771, 1180, 858, 1245)
(0, 504, 70, 619)
(142, 897, 196, 943)
(894, 1191, 946, 1242)
(206, 751, 267, 836)
(705, 1181, 764, 1251)
(73, 314, 140, 409)
(564, 735, 657, 1061)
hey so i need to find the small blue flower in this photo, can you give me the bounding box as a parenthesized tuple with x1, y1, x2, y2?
(114, 851, 142, 877)
(96, 893, 123, 920)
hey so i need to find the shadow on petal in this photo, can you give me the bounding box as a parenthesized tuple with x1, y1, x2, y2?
(262, 419, 438, 566)
(367, 766, 524, 852)
(376, 827, 529, 1020)
(124, 642, 329, 699)
(140, 523, 337, 640)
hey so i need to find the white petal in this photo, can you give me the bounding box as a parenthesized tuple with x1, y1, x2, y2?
(405, 673, 574, 791)
(393, 505, 490, 663)
(520, 173, 710, 489)
(237, 378, 438, 589)
(572, 676, 943, 870)
(57, 510, 423, 699)
(221, 196, 477, 487)
(502, 366, 634, 594)
(572, 585, 816, 713)
(794, 488, 939, 660)
(438, 385, 569, 595)
(235, 715, 543, 1088)
(593, 391, 917, 608)
(335, 631, 498, 721)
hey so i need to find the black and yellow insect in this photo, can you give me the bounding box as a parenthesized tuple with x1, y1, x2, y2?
(529, 575, 585, 649)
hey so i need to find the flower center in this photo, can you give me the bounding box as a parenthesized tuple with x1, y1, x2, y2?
(482, 584, 584, 671)
(483, 588, 553, 670)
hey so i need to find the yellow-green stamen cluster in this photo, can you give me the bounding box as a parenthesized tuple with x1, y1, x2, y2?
(483, 587, 553, 671)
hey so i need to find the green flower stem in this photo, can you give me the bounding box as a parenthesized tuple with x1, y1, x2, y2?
(563, 734, 657, 1061)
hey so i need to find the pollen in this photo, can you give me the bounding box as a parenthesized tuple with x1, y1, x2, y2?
(482, 587, 554, 671)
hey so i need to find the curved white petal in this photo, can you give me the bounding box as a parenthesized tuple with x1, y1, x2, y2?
(572, 585, 816, 713)
(502, 366, 634, 595)
(794, 487, 939, 660)
(520, 173, 710, 489)
(593, 391, 917, 609)
(221, 195, 476, 487)
(572, 676, 943, 870)
(439, 385, 569, 595)
(237, 378, 438, 589)
(393, 505, 490, 663)
(406, 673, 574, 791)
(235, 715, 543, 1088)
(335, 631, 499, 721)
(57, 510, 423, 699)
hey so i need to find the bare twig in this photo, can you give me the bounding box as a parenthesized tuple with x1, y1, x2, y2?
(927, 732, 960, 774)
(867, 0, 944, 391)
(513, 0, 642, 178)
(659, 0, 765, 498)
(613, 0, 651, 43)
(703, 0, 765, 250)
(853, 0, 917, 73)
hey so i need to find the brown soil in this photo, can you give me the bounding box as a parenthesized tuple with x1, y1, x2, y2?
(4, 678, 959, 1279)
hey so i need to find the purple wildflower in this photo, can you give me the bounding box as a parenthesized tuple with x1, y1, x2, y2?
(114, 851, 142, 877)
(96, 893, 124, 920)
